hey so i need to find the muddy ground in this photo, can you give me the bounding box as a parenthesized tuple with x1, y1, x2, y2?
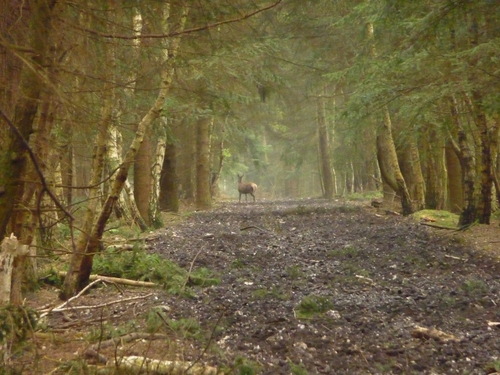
(13, 199, 500, 374)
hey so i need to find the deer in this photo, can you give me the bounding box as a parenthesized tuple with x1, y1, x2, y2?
(237, 174, 258, 202)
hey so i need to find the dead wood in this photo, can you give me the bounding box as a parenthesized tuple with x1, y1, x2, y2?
(411, 325, 460, 343)
(84, 333, 172, 366)
(51, 293, 153, 313)
(419, 222, 460, 230)
(57, 271, 158, 288)
(117, 356, 219, 375)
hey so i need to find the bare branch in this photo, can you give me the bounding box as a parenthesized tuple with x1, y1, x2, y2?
(0, 109, 74, 222)
(64, 0, 283, 40)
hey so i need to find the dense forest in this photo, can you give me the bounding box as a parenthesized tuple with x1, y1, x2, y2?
(1, 0, 499, 311)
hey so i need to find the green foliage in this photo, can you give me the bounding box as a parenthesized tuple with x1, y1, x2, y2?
(231, 356, 262, 375)
(411, 210, 459, 228)
(86, 321, 137, 343)
(39, 268, 64, 287)
(461, 279, 488, 296)
(93, 249, 186, 289)
(346, 191, 383, 201)
(485, 359, 500, 373)
(289, 361, 309, 375)
(145, 307, 168, 333)
(329, 245, 360, 259)
(295, 295, 333, 319)
(166, 318, 202, 340)
(54, 359, 93, 375)
(145, 307, 202, 339)
(0, 306, 38, 353)
(252, 287, 288, 300)
(93, 247, 186, 293)
(187, 267, 221, 287)
(286, 265, 304, 279)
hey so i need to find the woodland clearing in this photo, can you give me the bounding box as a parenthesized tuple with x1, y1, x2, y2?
(9, 199, 500, 374)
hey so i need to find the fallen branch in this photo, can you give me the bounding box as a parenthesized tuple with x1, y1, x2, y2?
(355, 274, 375, 285)
(39, 278, 105, 317)
(240, 225, 272, 233)
(411, 325, 460, 343)
(57, 271, 158, 288)
(419, 222, 459, 230)
(444, 254, 467, 262)
(84, 333, 170, 363)
(118, 356, 219, 375)
(50, 293, 153, 313)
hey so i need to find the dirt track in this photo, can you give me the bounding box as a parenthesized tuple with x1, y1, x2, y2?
(22, 199, 500, 374)
(147, 199, 499, 374)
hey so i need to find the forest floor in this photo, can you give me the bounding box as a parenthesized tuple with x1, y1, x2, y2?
(10, 199, 500, 374)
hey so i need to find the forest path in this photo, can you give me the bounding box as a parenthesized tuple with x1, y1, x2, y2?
(148, 199, 500, 374)
(20, 199, 499, 374)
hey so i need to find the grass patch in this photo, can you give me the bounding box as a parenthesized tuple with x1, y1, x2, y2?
(286, 265, 305, 279)
(295, 295, 333, 319)
(145, 308, 202, 340)
(346, 191, 382, 201)
(411, 209, 459, 228)
(230, 356, 262, 375)
(461, 279, 488, 296)
(87, 320, 138, 342)
(187, 267, 221, 287)
(289, 361, 309, 375)
(252, 287, 288, 300)
(328, 245, 360, 258)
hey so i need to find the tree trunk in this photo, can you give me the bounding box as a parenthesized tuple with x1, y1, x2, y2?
(196, 117, 212, 210)
(159, 137, 179, 213)
(61, 3, 189, 299)
(376, 108, 414, 215)
(399, 135, 425, 210)
(317, 95, 335, 199)
(210, 121, 225, 198)
(150, 118, 168, 222)
(134, 126, 152, 226)
(448, 96, 477, 226)
(423, 128, 446, 210)
(366, 22, 413, 215)
(108, 124, 147, 230)
(445, 141, 463, 213)
(0, 0, 55, 240)
(60, 94, 113, 300)
(59, 122, 74, 207)
(469, 91, 494, 224)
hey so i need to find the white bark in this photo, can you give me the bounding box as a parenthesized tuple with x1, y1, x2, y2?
(150, 117, 168, 222)
(0, 234, 29, 305)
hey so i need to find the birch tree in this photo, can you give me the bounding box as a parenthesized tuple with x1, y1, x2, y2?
(61, 2, 189, 299)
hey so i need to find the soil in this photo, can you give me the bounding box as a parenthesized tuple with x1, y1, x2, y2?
(9, 199, 500, 374)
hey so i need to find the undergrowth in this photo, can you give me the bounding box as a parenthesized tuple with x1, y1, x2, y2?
(93, 247, 219, 294)
(295, 295, 333, 319)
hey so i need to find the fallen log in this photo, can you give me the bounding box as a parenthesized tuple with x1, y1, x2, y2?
(118, 356, 219, 375)
(411, 325, 460, 343)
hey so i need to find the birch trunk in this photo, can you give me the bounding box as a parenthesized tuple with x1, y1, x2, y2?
(61, 3, 189, 298)
(108, 123, 147, 230)
(150, 117, 168, 222)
